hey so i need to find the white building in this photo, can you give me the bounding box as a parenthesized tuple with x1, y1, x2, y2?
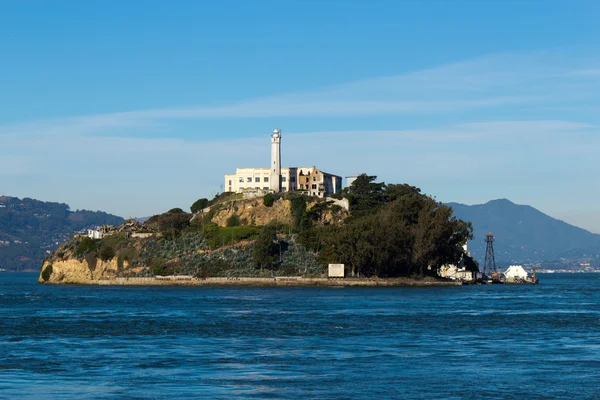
(87, 228, 103, 240)
(504, 265, 528, 282)
(224, 129, 342, 198)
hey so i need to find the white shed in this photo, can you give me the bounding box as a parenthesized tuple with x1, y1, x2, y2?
(504, 265, 528, 282)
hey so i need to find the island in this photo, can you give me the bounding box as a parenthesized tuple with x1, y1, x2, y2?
(38, 174, 477, 287)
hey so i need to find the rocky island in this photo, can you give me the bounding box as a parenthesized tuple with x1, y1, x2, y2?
(39, 175, 477, 286)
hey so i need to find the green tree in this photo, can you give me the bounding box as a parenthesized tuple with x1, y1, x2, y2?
(190, 198, 209, 213)
(252, 224, 279, 272)
(76, 237, 101, 257)
(263, 193, 275, 207)
(343, 174, 386, 217)
(158, 212, 191, 239)
(291, 195, 311, 232)
(99, 244, 116, 261)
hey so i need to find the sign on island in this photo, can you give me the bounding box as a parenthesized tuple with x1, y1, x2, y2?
(328, 264, 345, 278)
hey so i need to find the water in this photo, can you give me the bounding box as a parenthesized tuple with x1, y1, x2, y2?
(1, 273, 599, 399)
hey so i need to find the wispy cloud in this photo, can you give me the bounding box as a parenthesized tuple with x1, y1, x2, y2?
(1, 52, 599, 138)
(2, 51, 600, 232)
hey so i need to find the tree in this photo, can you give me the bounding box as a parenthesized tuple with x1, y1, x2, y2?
(316, 188, 473, 278)
(190, 198, 209, 213)
(343, 174, 386, 217)
(291, 195, 311, 232)
(252, 224, 279, 272)
(158, 212, 191, 239)
(99, 244, 116, 261)
(263, 193, 275, 207)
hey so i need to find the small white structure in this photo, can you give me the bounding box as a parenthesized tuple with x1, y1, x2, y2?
(504, 265, 528, 282)
(87, 229, 103, 239)
(328, 264, 345, 278)
(455, 269, 474, 281)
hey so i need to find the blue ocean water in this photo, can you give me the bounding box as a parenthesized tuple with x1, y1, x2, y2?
(1, 273, 599, 399)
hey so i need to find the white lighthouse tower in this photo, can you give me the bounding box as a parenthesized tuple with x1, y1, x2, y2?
(270, 129, 282, 192)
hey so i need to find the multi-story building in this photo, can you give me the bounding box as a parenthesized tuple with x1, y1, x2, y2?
(224, 130, 342, 198)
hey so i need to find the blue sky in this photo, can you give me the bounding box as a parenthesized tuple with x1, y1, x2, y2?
(1, 0, 600, 232)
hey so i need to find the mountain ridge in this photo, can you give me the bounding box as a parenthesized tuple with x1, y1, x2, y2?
(0, 195, 124, 271)
(447, 198, 600, 264)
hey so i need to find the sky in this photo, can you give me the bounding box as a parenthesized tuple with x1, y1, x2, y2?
(1, 0, 600, 232)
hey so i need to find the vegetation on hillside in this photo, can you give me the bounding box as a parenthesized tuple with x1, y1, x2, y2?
(297, 174, 475, 277)
(43, 175, 475, 281)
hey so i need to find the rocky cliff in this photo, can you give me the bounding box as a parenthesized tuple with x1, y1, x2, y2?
(39, 258, 123, 284)
(207, 197, 348, 227)
(39, 195, 345, 284)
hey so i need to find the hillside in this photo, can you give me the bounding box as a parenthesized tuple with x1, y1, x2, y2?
(39, 179, 475, 284)
(38, 196, 346, 284)
(448, 199, 600, 264)
(0, 195, 124, 271)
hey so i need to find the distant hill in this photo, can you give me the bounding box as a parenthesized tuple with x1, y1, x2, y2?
(0, 195, 124, 271)
(448, 199, 600, 264)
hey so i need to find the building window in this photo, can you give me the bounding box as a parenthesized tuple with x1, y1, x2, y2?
(311, 184, 317, 189)
(290, 177, 296, 183)
(313, 177, 316, 181)
(247, 177, 252, 182)
(264, 177, 269, 182)
(228, 180, 232, 185)
(255, 177, 260, 182)
(281, 177, 287, 182)
(263, 187, 269, 190)
(239, 177, 244, 183)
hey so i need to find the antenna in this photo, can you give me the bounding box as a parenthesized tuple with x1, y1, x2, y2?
(483, 233, 497, 278)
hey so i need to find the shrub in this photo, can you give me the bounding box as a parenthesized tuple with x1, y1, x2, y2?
(117, 247, 139, 271)
(158, 212, 191, 239)
(263, 193, 275, 207)
(41, 264, 53, 281)
(207, 192, 236, 207)
(226, 214, 240, 227)
(203, 224, 260, 249)
(85, 252, 97, 274)
(99, 245, 116, 261)
(190, 198, 209, 213)
(150, 258, 168, 276)
(76, 237, 101, 257)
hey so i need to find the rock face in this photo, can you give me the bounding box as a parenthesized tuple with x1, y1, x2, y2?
(39, 257, 124, 284)
(209, 198, 348, 227)
(38, 195, 349, 284)
(211, 198, 294, 227)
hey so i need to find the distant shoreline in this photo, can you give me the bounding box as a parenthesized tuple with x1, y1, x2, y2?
(40, 276, 463, 287)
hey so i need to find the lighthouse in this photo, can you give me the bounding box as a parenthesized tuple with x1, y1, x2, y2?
(270, 129, 282, 192)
